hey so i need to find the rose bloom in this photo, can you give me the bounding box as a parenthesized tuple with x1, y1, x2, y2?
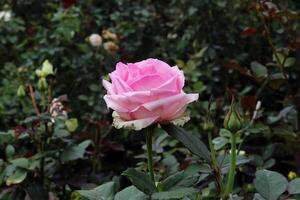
(88, 33, 102, 47)
(103, 58, 199, 130)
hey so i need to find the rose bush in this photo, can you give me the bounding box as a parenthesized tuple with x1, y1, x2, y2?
(103, 58, 199, 130)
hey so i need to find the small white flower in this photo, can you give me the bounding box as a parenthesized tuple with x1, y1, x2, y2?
(0, 11, 11, 22)
(88, 33, 102, 47)
(229, 150, 246, 156)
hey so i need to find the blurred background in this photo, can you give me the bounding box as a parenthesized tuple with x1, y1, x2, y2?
(0, 0, 300, 199)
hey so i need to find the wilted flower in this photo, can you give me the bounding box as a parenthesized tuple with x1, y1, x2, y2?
(103, 58, 199, 130)
(50, 98, 68, 120)
(88, 33, 102, 47)
(0, 11, 11, 22)
(102, 30, 118, 42)
(103, 41, 119, 54)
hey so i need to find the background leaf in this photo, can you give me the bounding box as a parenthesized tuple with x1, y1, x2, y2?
(122, 168, 158, 195)
(288, 178, 300, 195)
(254, 169, 288, 200)
(114, 186, 147, 200)
(76, 181, 116, 200)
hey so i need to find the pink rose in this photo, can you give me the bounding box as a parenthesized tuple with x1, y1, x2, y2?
(103, 58, 199, 130)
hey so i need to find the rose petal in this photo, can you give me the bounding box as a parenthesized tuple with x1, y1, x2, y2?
(110, 74, 132, 93)
(172, 66, 185, 90)
(112, 111, 158, 130)
(102, 80, 115, 95)
(121, 90, 177, 104)
(104, 94, 140, 112)
(115, 62, 129, 81)
(129, 74, 166, 91)
(140, 93, 199, 120)
(154, 74, 182, 92)
(143, 93, 187, 111)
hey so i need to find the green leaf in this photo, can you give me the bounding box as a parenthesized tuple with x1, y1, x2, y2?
(122, 168, 158, 195)
(254, 169, 288, 200)
(161, 165, 201, 191)
(161, 124, 211, 162)
(161, 172, 185, 191)
(76, 181, 116, 200)
(65, 118, 78, 132)
(0, 131, 14, 147)
(212, 136, 228, 150)
(6, 169, 27, 186)
(251, 61, 267, 78)
(152, 187, 198, 199)
(192, 81, 206, 93)
(288, 178, 300, 194)
(10, 158, 29, 169)
(115, 186, 148, 200)
(5, 145, 15, 158)
(60, 140, 91, 162)
(284, 57, 296, 67)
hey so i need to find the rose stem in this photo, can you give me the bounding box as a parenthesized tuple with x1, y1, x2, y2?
(146, 126, 155, 183)
(224, 133, 237, 197)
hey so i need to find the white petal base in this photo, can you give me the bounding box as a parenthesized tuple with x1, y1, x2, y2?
(169, 112, 190, 127)
(112, 111, 158, 131)
(112, 111, 191, 131)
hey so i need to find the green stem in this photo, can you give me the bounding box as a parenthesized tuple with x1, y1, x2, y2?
(146, 127, 155, 183)
(224, 133, 237, 197)
(208, 131, 224, 194)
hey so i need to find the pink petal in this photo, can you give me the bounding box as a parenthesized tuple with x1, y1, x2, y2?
(171, 66, 185, 90)
(154, 74, 181, 92)
(115, 62, 129, 81)
(110, 74, 132, 93)
(142, 93, 187, 111)
(102, 80, 115, 95)
(104, 94, 139, 112)
(162, 93, 199, 120)
(129, 74, 165, 91)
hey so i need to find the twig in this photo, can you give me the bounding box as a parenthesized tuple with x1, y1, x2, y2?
(28, 84, 40, 115)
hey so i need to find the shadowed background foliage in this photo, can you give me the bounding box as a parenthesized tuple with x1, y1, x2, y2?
(0, 0, 300, 199)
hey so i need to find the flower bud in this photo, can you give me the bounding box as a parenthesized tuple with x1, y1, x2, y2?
(288, 171, 297, 180)
(223, 103, 243, 133)
(17, 85, 26, 97)
(89, 33, 102, 47)
(42, 60, 54, 76)
(202, 119, 214, 132)
(36, 60, 55, 78)
(38, 77, 48, 90)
